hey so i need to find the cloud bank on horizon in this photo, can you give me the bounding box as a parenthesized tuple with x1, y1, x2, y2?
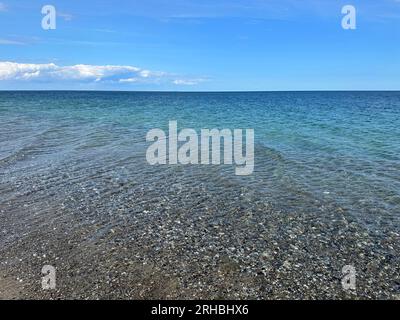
(0, 61, 204, 86)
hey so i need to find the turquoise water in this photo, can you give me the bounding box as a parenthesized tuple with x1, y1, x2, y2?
(1, 91, 400, 232)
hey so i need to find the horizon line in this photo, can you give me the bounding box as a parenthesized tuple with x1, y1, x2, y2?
(1, 89, 400, 93)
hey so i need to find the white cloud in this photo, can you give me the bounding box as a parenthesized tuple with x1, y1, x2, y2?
(0, 61, 204, 86)
(0, 2, 7, 12)
(119, 78, 138, 83)
(173, 79, 205, 85)
(58, 12, 73, 21)
(0, 39, 25, 45)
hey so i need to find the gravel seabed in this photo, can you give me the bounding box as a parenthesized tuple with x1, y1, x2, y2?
(1, 163, 400, 300)
(1, 91, 400, 300)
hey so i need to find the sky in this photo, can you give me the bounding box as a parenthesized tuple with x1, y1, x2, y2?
(0, 0, 399, 91)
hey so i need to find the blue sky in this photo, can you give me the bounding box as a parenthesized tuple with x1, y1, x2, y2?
(0, 0, 399, 91)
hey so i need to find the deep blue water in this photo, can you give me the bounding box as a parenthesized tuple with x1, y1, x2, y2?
(1, 91, 399, 232)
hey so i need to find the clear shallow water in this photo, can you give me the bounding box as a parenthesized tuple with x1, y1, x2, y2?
(1, 91, 400, 299)
(1, 91, 399, 232)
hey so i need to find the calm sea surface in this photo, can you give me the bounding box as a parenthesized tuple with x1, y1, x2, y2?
(1, 91, 400, 298)
(1, 91, 399, 232)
